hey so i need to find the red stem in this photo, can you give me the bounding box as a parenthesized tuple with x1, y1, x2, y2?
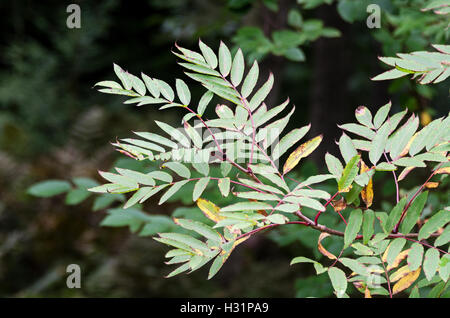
(392, 162, 443, 233)
(314, 191, 340, 225)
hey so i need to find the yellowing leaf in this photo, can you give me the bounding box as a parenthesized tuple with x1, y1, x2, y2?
(420, 111, 432, 126)
(283, 135, 323, 174)
(196, 198, 224, 223)
(360, 160, 373, 208)
(392, 267, 421, 295)
(390, 265, 411, 283)
(424, 182, 439, 189)
(386, 248, 410, 271)
(435, 167, 450, 175)
(364, 287, 372, 298)
(318, 232, 337, 260)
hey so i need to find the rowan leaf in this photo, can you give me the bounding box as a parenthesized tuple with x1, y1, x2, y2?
(369, 120, 390, 165)
(199, 40, 218, 69)
(360, 160, 373, 208)
(318, 233, 337, 260)
(328, 267, 348, 298)
(218, 41, 232, 77)
(197, 198, 224, 223)
(423, 248, 440, 281)
(338, 155, 360, 192)
(283, 135, 323, 174)
(362, 209, 375, 245)
(345, 209, 363, 248)
(241, 60, 259, 98)
(392, 267, 421, 294)
(231, 48, 245, 86)
(193, 177, 210, 202)
(418, 210, 450, 240)
(325, 152, 344, 178)
(400, 191, 428, 235)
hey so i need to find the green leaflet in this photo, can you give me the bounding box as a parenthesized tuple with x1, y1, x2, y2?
(272, 124, 311, 160)
(120, 138, 165, 153)
(175, 79, 191, 105)
(393, 157, 425, 168)
(423, 248, 440, 281)
(355, 106, 374, 128)
(345, 209, 363, 248)
(147, 171, 173, 183)
(98, 171, 139, 189)
(94, 80, 122, 89)
(338, 123, 375, 140)
(290, 256, 327, 274)
(218, 178, 230, 197)
(338, 133, 358, 163)
(133, 131, 178, 149)
(362, 209, 375, 245)
(409, 118, 443, 156)
(208, 254, 227, 279)
(418, 210, 450, 240)
(384, 198, 407, 234)
(159, 180, 189, 205)
(339, 258, 368, 276)
(155, 79, 175, 101)
(328, 267, 348, 298)
(338, 154, 360, 192)
(28, 180, 72, 197)
(231, 48, 244, 86)
(292, 189, 331, 200)
(113, 63, 132, 90)
(180, 62, 221, 77)
(375, 162, 397, 171)
(174, 218, 222, 243)
(241, 60, 259, 98)
(434, 225, 450, 247)
(129, 73, 146, 95)
(158, 232, 209, 253)
(249, 73, 274, 111)
(389, 115, 419, 160)
(369, 120, 390, 165)
(235, 191, 279, 201)
(297, 174, 335, 188)
(199, 40, 218, 69)
(345, 183, 363, 204)
(162, 162, 191, 179)
(141, 73, 160, 98)
(407, 243, 424, 271)
(253, 98, 289, 128)
(287, 196, 325, 211)
(275, 203, 299, 213)
(155, 121, 190, 148)
(183, 121, 202, 148)
(400, 191, 428, 234)
(193, 177, 210, 201)
(267, 214, 288, 224)
(386, 238, 406, 266)
(325, 152, 344, 178)
(220, 201, 272, 212)
(373, 101, 391, 129)
(218, 41, 232, 77)
(197, 90, 214, 115)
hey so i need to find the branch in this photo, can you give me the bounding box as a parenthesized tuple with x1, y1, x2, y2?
(392, 162, 444, 233)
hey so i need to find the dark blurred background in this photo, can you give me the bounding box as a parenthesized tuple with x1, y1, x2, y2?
(0, 0, 448, 297)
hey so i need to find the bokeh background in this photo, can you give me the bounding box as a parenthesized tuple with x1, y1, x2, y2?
(0, 0, 448, 297)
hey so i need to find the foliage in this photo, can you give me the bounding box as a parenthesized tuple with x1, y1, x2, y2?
(73, 41, 449, 297)
(21, 1, 450, 298)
